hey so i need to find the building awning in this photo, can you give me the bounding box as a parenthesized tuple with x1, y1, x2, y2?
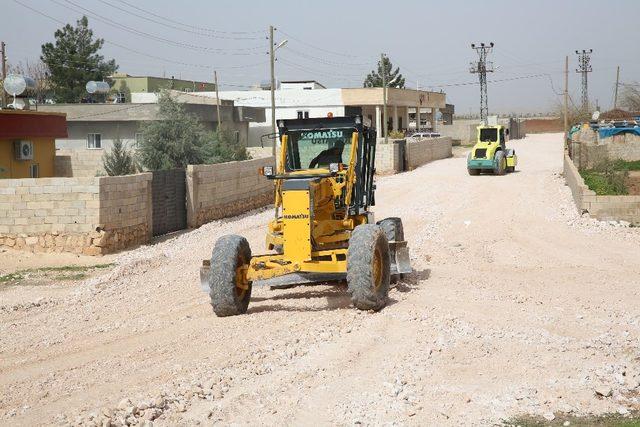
(0, 110, 68, 139)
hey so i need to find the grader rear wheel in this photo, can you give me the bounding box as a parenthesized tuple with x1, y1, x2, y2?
(209, 235, 252, 317)
(347, 224, 390, 311)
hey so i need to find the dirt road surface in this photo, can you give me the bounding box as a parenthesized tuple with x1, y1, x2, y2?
(2, 133, 640, 426)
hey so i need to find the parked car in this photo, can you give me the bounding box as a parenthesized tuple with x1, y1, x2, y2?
(409, 132, 441, 139)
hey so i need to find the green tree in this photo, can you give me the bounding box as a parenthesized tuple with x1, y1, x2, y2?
(138, 93, 216, 170)
(210, 129, 249, 163)
(102, 137, 137, 176)
(363, 55, 405, 89)
(41, 16, 118, 103)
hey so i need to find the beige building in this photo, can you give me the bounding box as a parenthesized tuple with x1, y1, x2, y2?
(216, 82, 447, 146)
(341, 88, 446, 134)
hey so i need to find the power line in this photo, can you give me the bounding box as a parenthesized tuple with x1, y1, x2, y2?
(49, 0, 264, 55)
(96, 0, 263, 40)
(277, 29, 364, 59)
(114, 0, 264, 35)
(12, 0, 268, 72)
(282, 46, 371, 69)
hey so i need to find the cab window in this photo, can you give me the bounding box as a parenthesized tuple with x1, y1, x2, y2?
(284, 128, 353, 170)
(479, 128, 498, 142)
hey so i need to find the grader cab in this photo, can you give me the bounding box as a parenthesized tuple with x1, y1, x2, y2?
(200, 116, 411, 316)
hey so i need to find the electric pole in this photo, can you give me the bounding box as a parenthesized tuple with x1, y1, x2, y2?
(214, 71, 222, 131)
(613, 65, 620, 109)
(269, 25, 276, 155)
(1, 41, 7, 109)
(575, 49, 593, 112)
(382, 53, 388, 144)
(563, 55, 569, 148)
(470, 42, 494, 124)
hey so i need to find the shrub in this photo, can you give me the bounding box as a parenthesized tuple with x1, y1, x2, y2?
(580, 160, 629, 195)
(388, 130, 405, 139)
(102, 137, 137, 176)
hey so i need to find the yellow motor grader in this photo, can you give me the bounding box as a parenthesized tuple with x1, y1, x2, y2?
(200, 115, 411, 316)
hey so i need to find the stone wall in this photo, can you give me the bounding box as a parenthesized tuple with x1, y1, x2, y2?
(0, 173, 152, 255)
(187, 157, 275, 228)
(55, 149, 104, 177)
(405, 137, 453, 170)
(570, 128, 640, 169)
(563, 152, 640, 225)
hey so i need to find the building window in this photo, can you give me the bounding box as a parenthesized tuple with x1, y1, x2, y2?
(297, 110, 310, 119)
(29, 164, 39, 178)
(234, 131, 240, 144)
(134, 132, 144, 148)
(87, 133, 102, 149)
(115, 92, 126, 103)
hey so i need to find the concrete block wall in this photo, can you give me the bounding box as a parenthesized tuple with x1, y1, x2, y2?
(0, 173, 153, 255)
(55, 149, 105, 177)
(406, 137, 453, 170)
(375, 140, 403, 174)
(563, 152, 640, 225)
(97, 174, 153, 253)
(187, 157, 275, 228)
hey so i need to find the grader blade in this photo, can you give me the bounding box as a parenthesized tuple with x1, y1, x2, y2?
(390, 240, 412, 275)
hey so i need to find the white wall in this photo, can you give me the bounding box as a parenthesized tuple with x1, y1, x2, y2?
(212, 89, 345, 147)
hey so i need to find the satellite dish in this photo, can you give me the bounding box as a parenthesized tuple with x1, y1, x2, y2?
(3, 74, 36, 96)
(592, 111, 600, 121)
(86, 81, 110, 94)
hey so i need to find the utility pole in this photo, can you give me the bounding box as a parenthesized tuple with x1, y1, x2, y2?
(575, 49, 593, 112)
(563, 55, 569, 148)
(470, 42, 494, 124)
(214, 71, 222, 131)
(269, 25, 276, 156)
(382, 53, 388, 144)
(613, 65, 620, 109)
(1, 42, 7, 109)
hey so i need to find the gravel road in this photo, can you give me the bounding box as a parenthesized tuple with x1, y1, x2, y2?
(2, 133, 640, 426)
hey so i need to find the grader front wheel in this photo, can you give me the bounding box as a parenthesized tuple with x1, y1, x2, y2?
(209, 235, 252, 317)
(347, 224, 391, 311)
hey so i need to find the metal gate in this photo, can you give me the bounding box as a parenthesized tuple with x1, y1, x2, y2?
(151, 168, 187, 237)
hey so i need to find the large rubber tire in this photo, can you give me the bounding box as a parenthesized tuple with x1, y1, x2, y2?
(468, 168, 480, 176)
(377, 217, 404, 242)
(347, 224, 390, 311)
(209, 235, 252, 317)
(494, 151, 506, 176)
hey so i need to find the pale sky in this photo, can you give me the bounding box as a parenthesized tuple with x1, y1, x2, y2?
(3, 0, 639, 114)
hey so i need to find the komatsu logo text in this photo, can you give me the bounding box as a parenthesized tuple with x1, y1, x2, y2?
(283, 214, 309, 220)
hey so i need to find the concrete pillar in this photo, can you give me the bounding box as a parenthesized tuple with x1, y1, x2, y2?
(431, 108, 438, 132)
(392, 105, 398, 131)
(405, 108, 410, 133)
(375, 105, 382, 136)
